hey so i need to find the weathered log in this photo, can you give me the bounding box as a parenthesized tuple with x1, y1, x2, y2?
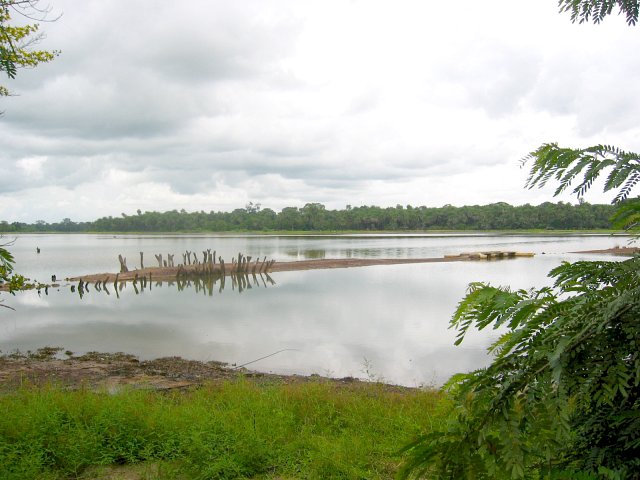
(118, 254, 129, 273)
(155, 254, 163, 267)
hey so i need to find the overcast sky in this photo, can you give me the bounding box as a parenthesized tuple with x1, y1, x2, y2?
(1, 0, 638, 222)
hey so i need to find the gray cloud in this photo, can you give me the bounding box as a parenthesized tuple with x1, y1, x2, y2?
(1, 0, 640, 222)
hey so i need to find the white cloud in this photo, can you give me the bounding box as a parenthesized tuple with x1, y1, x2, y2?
(16, 156, 47, 179)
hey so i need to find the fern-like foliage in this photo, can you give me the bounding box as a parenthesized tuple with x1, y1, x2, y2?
(558, 0, 640, 25)
(524, 143, 640, 234)
(523, 143, 640, 204)
(400, 257, 640, 479)
(401, 140, 640, 478)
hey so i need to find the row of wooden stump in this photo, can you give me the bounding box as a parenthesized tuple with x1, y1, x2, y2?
(71, 271, 275, 298)
(117, 250, 276, 275)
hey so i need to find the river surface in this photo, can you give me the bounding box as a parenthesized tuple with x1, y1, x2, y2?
(0, 233, 631, 386)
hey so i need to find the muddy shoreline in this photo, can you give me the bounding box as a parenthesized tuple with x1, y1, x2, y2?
(0, 348, 414, 393)
(571, 246, 639, 256)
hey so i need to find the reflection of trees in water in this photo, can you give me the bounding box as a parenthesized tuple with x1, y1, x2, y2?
(175, 272, 276, 295)
(284, 248, 326, 259)
(67, 271, 276, 299)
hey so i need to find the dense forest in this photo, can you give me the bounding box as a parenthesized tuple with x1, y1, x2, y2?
(0, 201, 616, 233)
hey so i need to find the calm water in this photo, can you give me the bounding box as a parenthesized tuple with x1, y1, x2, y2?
(0, 233, 631, 386)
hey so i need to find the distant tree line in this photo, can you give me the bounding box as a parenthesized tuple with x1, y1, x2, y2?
(0, 201, 617, 233)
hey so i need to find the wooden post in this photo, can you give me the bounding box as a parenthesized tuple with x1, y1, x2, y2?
(118, 254, 129, 273)
(140, 252, 144, 270)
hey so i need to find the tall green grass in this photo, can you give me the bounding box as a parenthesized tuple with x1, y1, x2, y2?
(0, 380, 445, 479)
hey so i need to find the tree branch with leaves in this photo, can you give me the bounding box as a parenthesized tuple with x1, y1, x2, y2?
(559, 0, 640, 24)
(0, 0, 59, 97)
(401, 0, 640, 474)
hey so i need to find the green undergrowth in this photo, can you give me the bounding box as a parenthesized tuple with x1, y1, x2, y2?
(0, 379, 445, 479)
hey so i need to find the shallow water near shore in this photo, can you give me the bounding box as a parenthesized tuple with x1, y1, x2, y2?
(0, 233, 631, 386)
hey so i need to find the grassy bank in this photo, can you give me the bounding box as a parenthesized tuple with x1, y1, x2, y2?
(0, 379, 445, 479)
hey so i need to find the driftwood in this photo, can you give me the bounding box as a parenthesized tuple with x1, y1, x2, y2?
(118, 255, 128, 273)
(155, 254, 163, 267)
